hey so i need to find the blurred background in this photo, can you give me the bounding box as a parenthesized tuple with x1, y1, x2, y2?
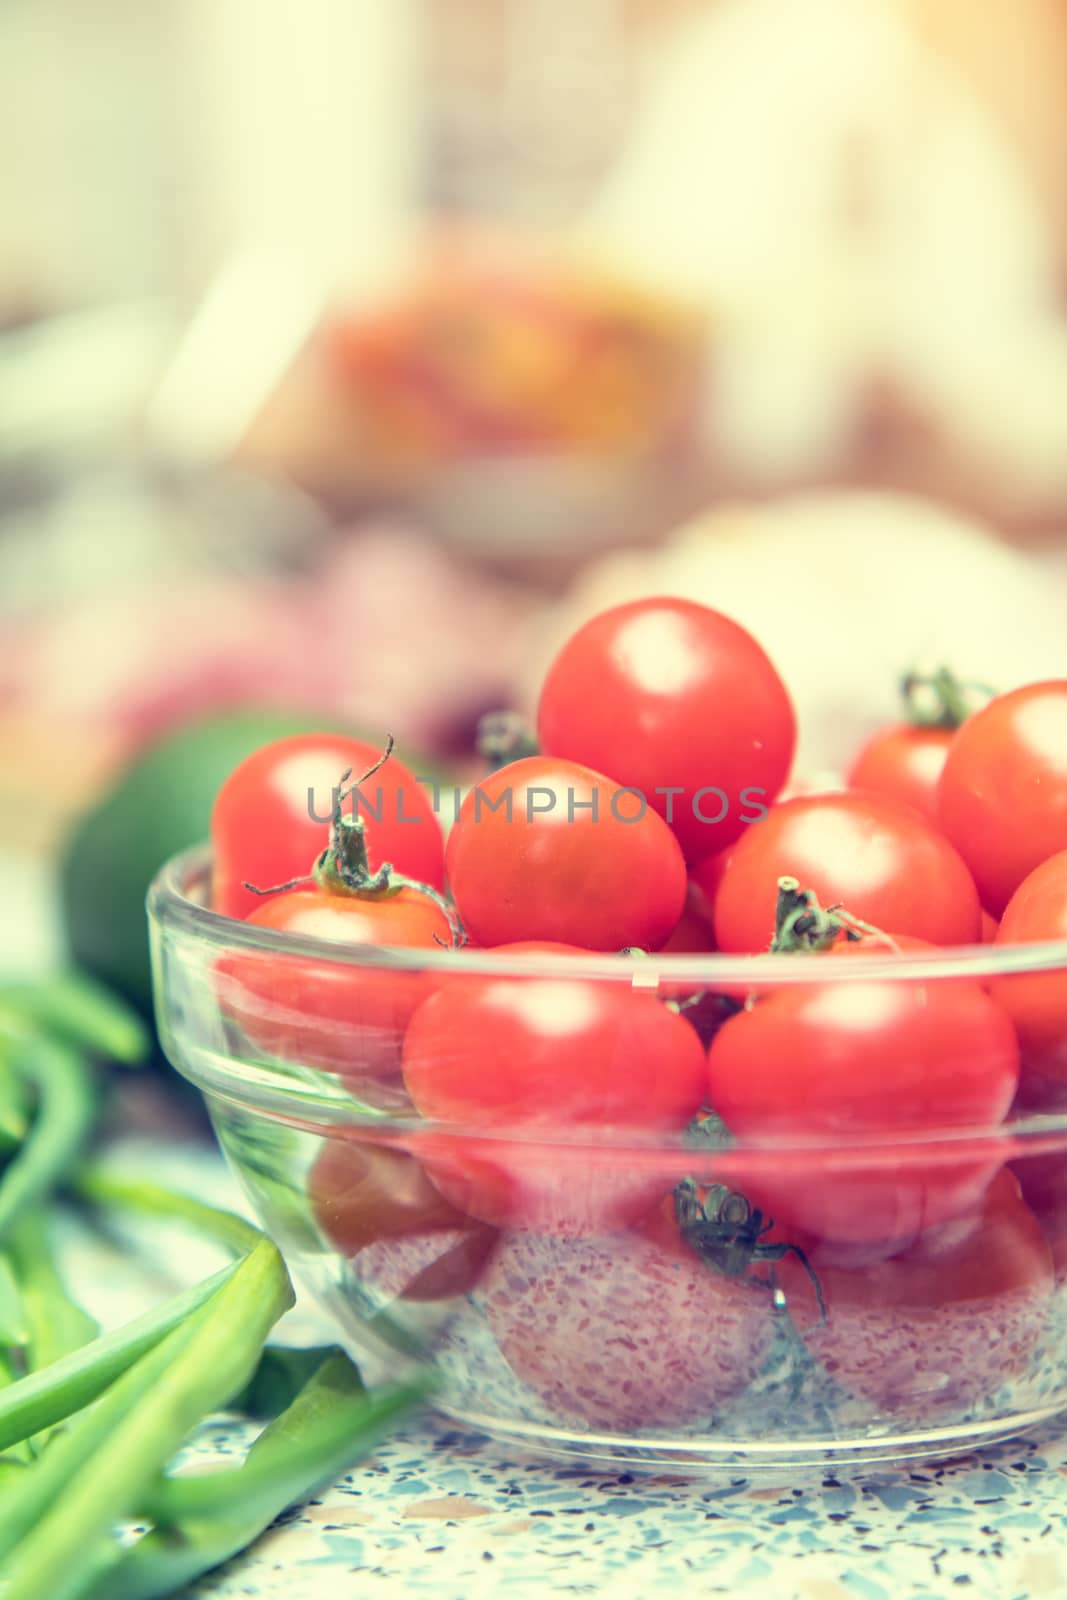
(5, 0, 1067, 1011)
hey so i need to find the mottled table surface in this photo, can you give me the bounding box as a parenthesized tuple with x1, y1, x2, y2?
(63, 1140, 1067, 1600)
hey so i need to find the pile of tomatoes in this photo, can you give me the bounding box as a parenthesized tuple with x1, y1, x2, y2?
(208, 596, 1067, 1433)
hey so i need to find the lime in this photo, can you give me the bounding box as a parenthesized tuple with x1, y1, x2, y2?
(59, 709, 372, 1013)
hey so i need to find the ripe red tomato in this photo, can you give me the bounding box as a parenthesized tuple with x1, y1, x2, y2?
(482, 1223, 777, 1432)
(847, 724, 953, 821)
(211, 733, 445, 921)
(713, 792, 982, 952)
(308, 1139, 496, 1301)
(445, 756, 686, 950)
(705, 949, 1019, 1244)
(938, 681, 1067, 916)
(1012, 1149, 1067, 1281)
(658, 884, 716, 952)
(537, 598, 795, 863)
(993, 850, 1067, 1108)
(402, 942, 706, 1232)
(779, 1171, 1053, 1416)
(217, 887, 452, 1088)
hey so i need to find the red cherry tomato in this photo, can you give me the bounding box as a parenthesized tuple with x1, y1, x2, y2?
(217, 887, 452, 1088)
(713, 792, 982, 953)
(537, 598, 795, 863)
(445, 756, 686, 950)
(211, 733, 445, 921)
(981, 909, 999, 943)
(402, 942, 706, 1232)
(705, 945, 1019, 1244)
(658, 885, 716, 953)
(993, 850, 1067, 1108)
(938, 681, 1067, 916)
(847, 724, 953, 821)
(482, 1223, 777, 1432)
(1012, 1149, 1067, 1281)
(779, 1171, 1053, 1416)
(308, 1139, 496, 1301)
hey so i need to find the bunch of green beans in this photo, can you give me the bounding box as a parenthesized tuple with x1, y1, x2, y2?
(0, 972, 427, 1599)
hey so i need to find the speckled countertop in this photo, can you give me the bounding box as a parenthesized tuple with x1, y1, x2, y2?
(176, 1412, 1067, 1600)
(63, 1139, 1067, 1600)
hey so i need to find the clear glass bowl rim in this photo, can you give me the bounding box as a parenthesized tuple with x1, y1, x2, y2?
(152, 845, 1067, 985)
(148, 845, 1067, 1153)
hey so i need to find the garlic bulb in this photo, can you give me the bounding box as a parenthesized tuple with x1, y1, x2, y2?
(522, 492, 1067, 779)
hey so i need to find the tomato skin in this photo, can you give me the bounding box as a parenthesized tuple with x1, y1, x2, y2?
(537, 598, 795, 863)
(445, 756, 686, 950)
(847, 724, 953, 821)
(482, 1224, 777, 1432)
(217, 887, 452, 1086)
(938, 681, 1067, 916)
(1012, 1150, 1067, 1281)
(705, 954, 1019, 1244)
(993, 850, 1067, 1108)
(779, 1171, 1053, 1416)
(402, 942, 706, 1232)
(308, 1139, 496, 1301)
(713, 792, 982, 953)
(657, 884, 716, 953)
(211, 733, 445, 921)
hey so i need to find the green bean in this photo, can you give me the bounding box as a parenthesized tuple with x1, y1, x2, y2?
(0, 1264, 235, 1454)
(76, 1168, 261, 1256)
(0, 1350, 34, 1469)
(232, 1343, 353, 1421)
(7, 1217, 98, 1446)
(0, 974, 148, 1065)
(0, 1254, 26, 1346)
(0, 1238, 293, 1600)
(0, 1036, 97, 1247)
(110, 1358, 426, 1600)
(0, 1060, 29, 1151)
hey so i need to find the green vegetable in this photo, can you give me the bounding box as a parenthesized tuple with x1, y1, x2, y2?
(110, 1360, 427, 1600)
(0, 1036, 97, 1247)
(76, 1167, 260, 1256)
(59, 710, 371, 1012)
(0, 969, 427, 1598)
(0, 974, 148, 1066)
(0, 1266, 237, 1454)
(0, 1238, 294, 1600)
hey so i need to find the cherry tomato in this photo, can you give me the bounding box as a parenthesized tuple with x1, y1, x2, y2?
(779, 1171, 1053, 1417)
(705, 946, 1019, 1244)
(402, 942, 706, 1232)
(482, 1223, 777, 1432)
(308, 1139, 496, 1301)
(1012, 1149, 1067, 1281)
(938, 681, 1067, 916)
(993, 850, 1067, 1108)
(713, 792, 982, 953)
(211, 733, 445, 921)
(217, 887, 452, 1088)
(847, 724, 953, 821)
(655, 885, 716, 953)
(445, 756, 686, 950)
(537, 598, 795, 863)
(981, 909, 999, 943)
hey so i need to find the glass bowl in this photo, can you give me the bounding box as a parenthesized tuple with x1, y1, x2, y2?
(149, 847, 1067, 1474)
